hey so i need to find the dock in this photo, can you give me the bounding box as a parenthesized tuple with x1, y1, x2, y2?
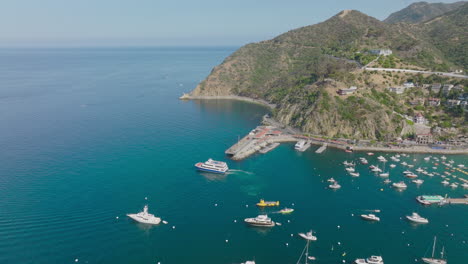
(315, 143, 328, 153)
(225, 126, 296, 160)
(446, 198, 468, 204)
(296, 141, 312, 152)
(259, 143, 280, 154)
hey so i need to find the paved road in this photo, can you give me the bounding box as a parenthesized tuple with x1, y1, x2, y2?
(364, 67, 468, 79)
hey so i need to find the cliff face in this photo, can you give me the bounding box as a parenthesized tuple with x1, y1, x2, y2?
(190, 7, 467, 140)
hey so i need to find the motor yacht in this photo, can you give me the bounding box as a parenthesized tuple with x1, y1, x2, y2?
(244, 215, 275, 227)
(392, 181, 407, 189)
(127, 205, 161, 225)
(406, 212, 428, 224)
(355, 256, 384, 264)
(360, 214, 380, 221)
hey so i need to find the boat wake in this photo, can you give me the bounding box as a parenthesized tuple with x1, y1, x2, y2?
(227, 169, 254, 175)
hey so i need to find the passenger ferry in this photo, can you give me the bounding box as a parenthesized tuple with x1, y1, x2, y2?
(195, 159, 229, 174)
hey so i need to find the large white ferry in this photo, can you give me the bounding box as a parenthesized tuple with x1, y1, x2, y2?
(195, 159, 229, 174)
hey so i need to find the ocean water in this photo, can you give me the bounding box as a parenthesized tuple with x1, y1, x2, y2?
(0, 47, 466, 264)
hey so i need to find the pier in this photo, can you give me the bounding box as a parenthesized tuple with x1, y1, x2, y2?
(225, 126, 297, 160)
(446, 198, 468, 205)
(315, 143, 328, 153)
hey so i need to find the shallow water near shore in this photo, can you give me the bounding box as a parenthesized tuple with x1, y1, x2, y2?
(0, 47, 466, 264)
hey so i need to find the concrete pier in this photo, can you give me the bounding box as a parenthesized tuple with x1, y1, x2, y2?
(315, 143, 328, 153)
(225, 126, 296, 160)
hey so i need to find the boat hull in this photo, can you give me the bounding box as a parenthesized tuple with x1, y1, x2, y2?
(422, 258, 446, 264)
(244, 220, 275, 227)
(195, 164, 227, 174)
(127, 214, 161, 225)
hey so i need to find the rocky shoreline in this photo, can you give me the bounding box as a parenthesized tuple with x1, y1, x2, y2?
(181, 94, 468, 155)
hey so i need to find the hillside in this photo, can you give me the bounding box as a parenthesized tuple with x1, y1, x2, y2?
(189, 7, 468, 141)
(384, 1, 466, 24)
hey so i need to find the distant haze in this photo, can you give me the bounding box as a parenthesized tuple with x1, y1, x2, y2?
(0, 0, 461, 47)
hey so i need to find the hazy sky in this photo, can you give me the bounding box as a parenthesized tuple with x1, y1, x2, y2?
(0, 0, 461, 47)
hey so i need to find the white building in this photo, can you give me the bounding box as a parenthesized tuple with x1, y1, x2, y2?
(388, 87, 405, 94)
(442, 84, 454, 95)
(370, 49, 393, 56)
(403, 82, 415, 88)
(414, 113, 426, 124)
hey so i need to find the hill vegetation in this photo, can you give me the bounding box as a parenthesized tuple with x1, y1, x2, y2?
(190, 4, 468, 141)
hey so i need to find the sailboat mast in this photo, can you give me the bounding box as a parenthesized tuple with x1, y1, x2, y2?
(441, 246, 445, 259)
(432, 236, 437, 258)
(305, 239, 309, 264)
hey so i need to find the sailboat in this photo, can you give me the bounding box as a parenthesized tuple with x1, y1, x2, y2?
(422, 236, 447, 264)
(379, 160, 389, 177)
(295, 230, 317, 264)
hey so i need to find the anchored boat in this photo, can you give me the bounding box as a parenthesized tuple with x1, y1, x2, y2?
(244, 215, 275, 227)
(422, 236, 447, 264)
(127, 205, 161, 225)
(406, 212, 428, 224)
(355, 256, 384, 264)
(257, 199, 279, 207)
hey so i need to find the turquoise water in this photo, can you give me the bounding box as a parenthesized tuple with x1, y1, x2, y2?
(0, 48, 466, 264)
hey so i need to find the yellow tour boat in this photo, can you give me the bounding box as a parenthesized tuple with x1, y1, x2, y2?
(256, 199, 280, 207)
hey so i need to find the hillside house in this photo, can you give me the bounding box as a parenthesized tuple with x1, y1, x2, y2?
(414, 113, 426, 124)
(337, 86, 357, 95)
(426, 98, 441, 107)
(431, 83, 442, 94)
(446, 99, 461, 107)
(409, 98, 424, 106)
(442, 84, 454, 95)
(403, 82, 415, 88)
(416, 134, 433, 145)
(388, 87, 405, 94)
(453, 84, 464, 92)
(370, 49, 393, 56)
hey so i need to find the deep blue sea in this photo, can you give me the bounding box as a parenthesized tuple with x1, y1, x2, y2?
(0, 47, 466, 264)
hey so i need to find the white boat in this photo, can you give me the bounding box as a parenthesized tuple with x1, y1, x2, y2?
(403, 170, 412, 175)
(350, 172, 360, 177)
(379, 172, 389, 177)
(371, 167, 382, 173)
(296, 229, 317, 264)
(355, 256, 384, 264)
(412, 179, 424, 185)
(401, 162, 408, 166)
(441, 180, 449, 185)
(329, 182, 341, 189)
(449, 183, 458, 188)
(295, 140, 306, 150)
(367, 152, 374, 156)
(346, 167, 356, 172)
(441, 156, 447, 160)
(343, 160, 355, 166)
(298, 230, 317, 241)
(422, 236, 447, 264)
(392, 181, 407, 189)
(127, 205, 161, 225)
(389, 164, 396, 168)
(241, 261, 255, 264)
(406, 212, 428, 224)
(416, 167, 424, 173)
(327, 178, 336, 182)
(244, 215, 275, 227)
(377, 156, 386, 162)
(462, 183, 468, 188)
(424, 157, 431, 161)
(407, 164, 414, 168)
(195, 158, 229, 174)
(383, 179, 391, 184)
(428, 173, 434, 177)
(457, 164, 465, 168)
(360, 214, 380, 221)
(416, 195, 444, 205)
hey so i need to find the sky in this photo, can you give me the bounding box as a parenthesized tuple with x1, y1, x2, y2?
(0, 0, 461, 47)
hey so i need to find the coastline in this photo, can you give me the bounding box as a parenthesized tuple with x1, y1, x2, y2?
(181, 94, 468, 155)
(179, 94, 276, 109)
